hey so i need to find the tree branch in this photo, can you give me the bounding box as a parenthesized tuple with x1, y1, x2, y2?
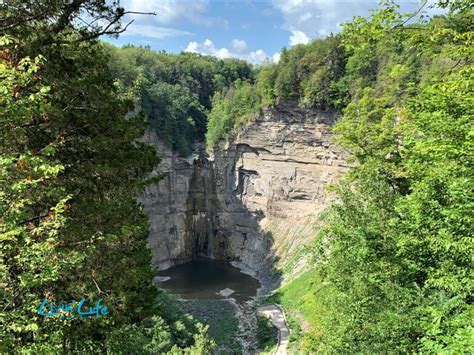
(72, 19, 134, 43)
(19, 213, 49, 225)
(392, 0, 428, 30)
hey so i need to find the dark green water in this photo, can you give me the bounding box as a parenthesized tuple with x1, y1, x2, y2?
(157, 258, 260, 302)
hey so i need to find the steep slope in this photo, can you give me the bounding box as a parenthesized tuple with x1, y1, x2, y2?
(140, 105, 348, 287)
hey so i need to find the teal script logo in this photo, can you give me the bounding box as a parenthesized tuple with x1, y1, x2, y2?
(38, 298, 108, 320)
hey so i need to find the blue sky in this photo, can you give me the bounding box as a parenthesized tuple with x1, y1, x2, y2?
(105, 0, 445, 64)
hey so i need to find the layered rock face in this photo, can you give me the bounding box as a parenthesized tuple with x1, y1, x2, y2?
(139, 133, 196, 270)
(140, 106, 349, 284)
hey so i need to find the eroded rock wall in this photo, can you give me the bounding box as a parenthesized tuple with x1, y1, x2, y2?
(139, 131, 196, 269)
(141, 106, 349, 284)
(211, 106, 349, 283)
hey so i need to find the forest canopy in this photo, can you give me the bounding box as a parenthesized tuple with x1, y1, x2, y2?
(105, 44, 253, 155)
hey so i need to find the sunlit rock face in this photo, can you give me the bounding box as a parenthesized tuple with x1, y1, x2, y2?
(140, 105, 349, 282)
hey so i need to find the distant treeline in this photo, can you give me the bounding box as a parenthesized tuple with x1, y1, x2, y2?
(104, 44, 253, 155)
(206, 35, 347, 146)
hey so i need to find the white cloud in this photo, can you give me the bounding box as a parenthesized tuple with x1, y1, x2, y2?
(184, 39, 279, 65)
(299, 12, 312, 22)
(122, 24, 192, 40)
(272, 52, 281, 63)
(247, 49, 268, 63)
(289, 30, 310, 45)
(232, 39, 248, 53)
(124, 0, 209, 25)
(273, 0, 447, 46)
(273, 0, 376, 44)
(119, 0, 229, 42)
(185, 39, 230, 59)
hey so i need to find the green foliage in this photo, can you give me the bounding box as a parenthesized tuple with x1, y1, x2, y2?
(206, 79, 261, 146)
(143, 81, 203, 156)
(104, 44, 253, 155)
(0, 33, 155, 352)
(256, 315, 278, 353)
(1, 38, 71, 350)
(0, 1, 215, 352)
(267, 269, 327, 351)
(106, 291, 216, 354)
(180, 299, 241, 352)
(287, 2, 474, 353)
(206, 35, 347, 147)
(285, 37, 347, 108)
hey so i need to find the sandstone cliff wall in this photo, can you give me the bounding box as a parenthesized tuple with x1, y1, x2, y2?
(140, 106, 349, 287)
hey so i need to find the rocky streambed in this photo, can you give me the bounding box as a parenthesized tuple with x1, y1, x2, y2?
(155, 257, 276, 353)
(180, 298, 261, 354)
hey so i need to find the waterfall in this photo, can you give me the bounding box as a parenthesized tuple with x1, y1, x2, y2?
(186, 157, 218, 258)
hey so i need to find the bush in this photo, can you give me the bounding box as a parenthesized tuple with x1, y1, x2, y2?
(256, 315, 278, 353)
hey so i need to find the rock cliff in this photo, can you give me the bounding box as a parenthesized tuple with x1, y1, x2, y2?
(140, 106, 349, 287)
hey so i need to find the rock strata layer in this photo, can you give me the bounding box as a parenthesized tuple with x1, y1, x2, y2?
(140, 106, 349, 285)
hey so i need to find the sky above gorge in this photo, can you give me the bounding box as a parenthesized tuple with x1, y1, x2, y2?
(105, 0, 445, 64)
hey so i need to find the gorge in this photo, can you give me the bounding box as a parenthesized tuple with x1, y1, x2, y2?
(141, 105, 349, 291)
(4, 1, 471, 353)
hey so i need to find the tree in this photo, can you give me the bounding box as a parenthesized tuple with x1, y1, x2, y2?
(309, 2, 473, 352)
(0, 1, 215, 352)
(105, 44, 254, 155)
(206, 80, 261, 146)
